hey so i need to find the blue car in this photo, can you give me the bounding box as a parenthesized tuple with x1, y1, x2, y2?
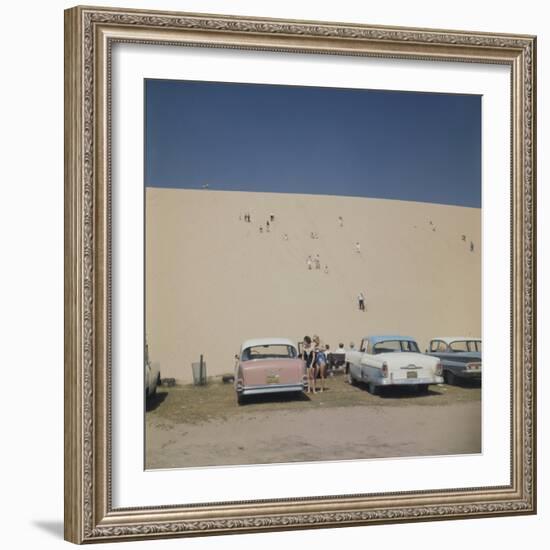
(427, 337, 482, 385)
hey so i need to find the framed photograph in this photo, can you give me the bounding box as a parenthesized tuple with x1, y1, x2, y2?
(64, 5, 537, 544)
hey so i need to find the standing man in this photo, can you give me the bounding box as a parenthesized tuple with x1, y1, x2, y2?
(358, 292, 365, 311)
(355, 241, 361, 254)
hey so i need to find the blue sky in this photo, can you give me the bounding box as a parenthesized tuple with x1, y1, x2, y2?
(145, 79, 481, 208)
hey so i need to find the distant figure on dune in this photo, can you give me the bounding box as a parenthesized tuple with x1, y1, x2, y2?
(355, 242, 361, 254)
(266, 220, 270, 232)
(259, 226, 263, 234)
(283, 233, 288, 241)
(461, 234, 466, 241)
(358, 292, 365, 311)
(307, 256, 312, 270)
(270, 213, 275, 222)
(315, 255, 321, 270)
(338, 216, 343, 227)
(470, 241, 475, 252)
(324, 265, 329, 274)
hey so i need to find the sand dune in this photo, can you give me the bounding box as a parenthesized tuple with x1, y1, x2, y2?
(146, 188, 481, 382)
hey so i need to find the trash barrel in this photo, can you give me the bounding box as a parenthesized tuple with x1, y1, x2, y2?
(192, 356, 207, 385)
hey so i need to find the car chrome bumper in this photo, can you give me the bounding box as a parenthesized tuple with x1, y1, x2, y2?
(240, 383, 305, 396)
(380, 376, 443, 386)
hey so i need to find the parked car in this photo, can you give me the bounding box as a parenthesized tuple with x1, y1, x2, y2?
(427, 337, 482, 385)
(234, 338, 307, 405)
(145, 341, 161, 401)
(346, 335, 443, 394)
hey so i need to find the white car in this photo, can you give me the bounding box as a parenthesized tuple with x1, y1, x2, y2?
(346, 335, 443, 394)
(145, 343, 161, 400)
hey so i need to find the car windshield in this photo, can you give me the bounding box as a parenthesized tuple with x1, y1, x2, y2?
(372, 340, 420, 354)
(242, 344, 297, 361)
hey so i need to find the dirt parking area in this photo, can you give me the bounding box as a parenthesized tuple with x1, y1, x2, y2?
(145, 373, 481, 469)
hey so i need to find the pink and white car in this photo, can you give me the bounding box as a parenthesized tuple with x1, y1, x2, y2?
(234, 338, 307, 405)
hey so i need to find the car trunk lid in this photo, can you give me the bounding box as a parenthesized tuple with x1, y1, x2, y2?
(241, 358, 305, 386)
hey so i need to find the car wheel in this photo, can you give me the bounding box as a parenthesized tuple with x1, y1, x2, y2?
(446, 371, 458, 386)
(368, 382, 378, 395)
(418, 384, 429, 394)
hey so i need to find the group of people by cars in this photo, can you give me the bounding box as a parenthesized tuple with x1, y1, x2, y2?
(233, 334, 482, 405)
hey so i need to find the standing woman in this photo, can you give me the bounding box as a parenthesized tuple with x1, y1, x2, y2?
(302, 335, 317, 394)
(313, 335, 327, 393)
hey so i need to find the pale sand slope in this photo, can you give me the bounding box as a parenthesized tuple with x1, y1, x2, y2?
(146, 188, 481, 382)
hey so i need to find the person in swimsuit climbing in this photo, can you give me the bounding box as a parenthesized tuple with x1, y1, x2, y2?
(302, 335, 317, 394)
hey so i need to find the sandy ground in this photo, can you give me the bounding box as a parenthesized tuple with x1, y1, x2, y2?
(146, 377, 481, 469)
(145, 188, 481, 382)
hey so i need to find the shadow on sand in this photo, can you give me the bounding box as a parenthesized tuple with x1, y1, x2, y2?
(240, 392, 312, 406)
(146, 390, 169, 411)
(447, 378, 482, 389)
(377, 386, 444, 398)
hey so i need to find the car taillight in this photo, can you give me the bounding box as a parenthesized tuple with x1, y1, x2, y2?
(381, 362, 388, 378)
(236, 378, 244, 391)
(435, 361, 443, 376)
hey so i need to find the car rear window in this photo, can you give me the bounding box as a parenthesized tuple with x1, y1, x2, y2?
(242, 345, 297, 360)
(372, 340, 420, 354)
(449, 341, 469, 352)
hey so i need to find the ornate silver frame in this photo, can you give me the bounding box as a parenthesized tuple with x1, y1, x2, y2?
(64, 5, 537, 544)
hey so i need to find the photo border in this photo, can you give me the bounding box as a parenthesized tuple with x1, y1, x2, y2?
(64, 5, 536, 543)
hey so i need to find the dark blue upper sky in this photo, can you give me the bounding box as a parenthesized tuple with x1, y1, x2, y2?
(145, 79, 481, 208)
